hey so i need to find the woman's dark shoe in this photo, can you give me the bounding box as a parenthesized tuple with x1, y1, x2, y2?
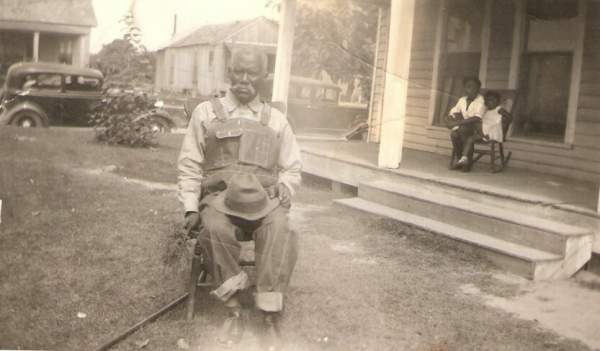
(217, 309, 245, 347)
(461, 161, 473, 172)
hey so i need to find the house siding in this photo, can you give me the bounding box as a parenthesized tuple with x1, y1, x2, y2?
(403, 0, 437, 153)
(374, 0, 600, 182)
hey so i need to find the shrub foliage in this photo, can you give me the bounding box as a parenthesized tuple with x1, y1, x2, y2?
(90, 92, 158, 147)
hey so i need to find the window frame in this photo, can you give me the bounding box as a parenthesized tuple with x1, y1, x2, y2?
(428, 0, 490, 126)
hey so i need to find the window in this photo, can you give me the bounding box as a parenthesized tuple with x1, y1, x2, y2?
(299, 86, 312, 99)
(433, 0, 484, 125)
(58, 39, 73, 64)
(65, 75, 101, 91)
(511, 1, 580, 142)
(267, 54, 276, 74)
(324, 89, 338, 102)
(192, 51, 198, 85)
(208, 50, 214, 70)
(22, 74, 62, 91)
(315, 87, 325, 100)
(169, 55, 175, 85)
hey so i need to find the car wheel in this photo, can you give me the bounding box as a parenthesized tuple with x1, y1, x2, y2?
(148, 116, 172, 134)
(11, 111, 43, 128)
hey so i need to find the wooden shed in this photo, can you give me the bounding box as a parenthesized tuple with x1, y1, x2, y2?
(154, 16, 278, 95)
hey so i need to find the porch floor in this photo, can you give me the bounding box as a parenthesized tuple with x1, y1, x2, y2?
(299, 140, 599, 215)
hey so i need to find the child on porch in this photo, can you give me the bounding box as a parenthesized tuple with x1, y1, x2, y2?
(481, 91, 511, 141)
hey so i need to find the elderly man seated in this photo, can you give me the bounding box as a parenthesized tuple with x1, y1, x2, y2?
(177, 48, 302, 349)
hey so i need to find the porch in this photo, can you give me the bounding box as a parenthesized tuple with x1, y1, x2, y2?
(299, 139, 600, 279)
(0, 30, 90, 72)
(300, 139, 598, 215)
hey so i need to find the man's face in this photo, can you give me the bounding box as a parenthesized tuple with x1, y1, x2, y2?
(464, 81, 480, 99)
(228, 52, 266, 104)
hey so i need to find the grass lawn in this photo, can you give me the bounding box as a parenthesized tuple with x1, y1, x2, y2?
(0, 127, 594, 351)
(0, 127, 185, 349)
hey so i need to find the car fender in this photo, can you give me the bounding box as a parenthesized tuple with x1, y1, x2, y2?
(149, 109, 175, 128)
(3, 100, 50, 126)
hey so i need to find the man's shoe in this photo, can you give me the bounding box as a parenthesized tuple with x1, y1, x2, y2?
(262, 312, 281, 351)
(217, 309, 245, 347)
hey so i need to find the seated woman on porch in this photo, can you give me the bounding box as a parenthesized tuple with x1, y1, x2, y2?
(445, 76, 486, 170)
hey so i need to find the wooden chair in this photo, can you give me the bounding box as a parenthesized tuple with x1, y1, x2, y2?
(471, 89, 517, 173)
(186, 230, 256, 321)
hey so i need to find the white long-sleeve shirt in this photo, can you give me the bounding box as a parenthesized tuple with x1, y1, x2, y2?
(177, 91, 302, 213)
(449, 94, 486, 120)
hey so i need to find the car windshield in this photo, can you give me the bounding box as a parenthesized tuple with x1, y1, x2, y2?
(324, 88, 338, 101)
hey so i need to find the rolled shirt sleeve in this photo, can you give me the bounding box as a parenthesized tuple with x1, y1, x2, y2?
(177, 104, 208, 213)
(449, 97, 464, 116)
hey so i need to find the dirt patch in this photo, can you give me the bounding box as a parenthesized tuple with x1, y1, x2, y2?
(461, 272, 600, 350)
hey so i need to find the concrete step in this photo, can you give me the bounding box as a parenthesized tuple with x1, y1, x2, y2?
(335, 197, 590, 280)
(360, 180, 591, 256)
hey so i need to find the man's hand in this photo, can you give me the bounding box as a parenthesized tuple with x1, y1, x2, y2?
(277, 183, 292, 209)
(184, 211, 201, 235)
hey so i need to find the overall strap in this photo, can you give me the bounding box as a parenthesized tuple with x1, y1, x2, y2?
(260, 103, 271, 126)
(210, 98, 228, 122)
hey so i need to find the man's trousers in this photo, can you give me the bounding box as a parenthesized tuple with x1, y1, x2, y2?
(198, 205, 298, 312)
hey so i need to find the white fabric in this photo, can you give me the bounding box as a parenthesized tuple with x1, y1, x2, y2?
(449, 94, 486, 120)
(482, 106, 504, 142)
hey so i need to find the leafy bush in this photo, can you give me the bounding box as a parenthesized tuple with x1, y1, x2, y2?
(90, 92, 158, 147)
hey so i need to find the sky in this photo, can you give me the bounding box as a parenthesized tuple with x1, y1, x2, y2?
(90, 0, 276, 53)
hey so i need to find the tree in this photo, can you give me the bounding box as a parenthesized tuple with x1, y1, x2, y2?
(90, 9, 154, 89)
(291, 0, 379, 101)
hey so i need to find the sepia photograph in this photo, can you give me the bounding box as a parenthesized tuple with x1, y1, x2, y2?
(0, 0, 599, 350)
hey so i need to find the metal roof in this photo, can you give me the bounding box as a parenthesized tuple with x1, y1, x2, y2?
(160, 16, 276, 50)
(0, 0, 97, 27)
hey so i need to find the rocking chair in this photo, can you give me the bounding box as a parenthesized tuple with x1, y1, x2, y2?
(471, 89, 517, 173)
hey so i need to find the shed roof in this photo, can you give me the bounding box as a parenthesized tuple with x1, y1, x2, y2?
(161, 16, 275, 50)
(0, 0, 97, 27)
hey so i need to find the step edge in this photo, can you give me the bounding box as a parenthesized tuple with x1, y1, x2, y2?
(335, 198, 563, 263)
(360, 181, 591, 238)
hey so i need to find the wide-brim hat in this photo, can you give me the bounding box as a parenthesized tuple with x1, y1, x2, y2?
(210, 173, 279, 221)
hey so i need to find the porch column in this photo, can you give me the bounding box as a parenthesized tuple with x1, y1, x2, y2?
(377, 0, 416, 168)
(32, 31, 40, 62)
(272, 0, 297, 105)
(77, 35, 89, 68)
(597, 187, 600, 215)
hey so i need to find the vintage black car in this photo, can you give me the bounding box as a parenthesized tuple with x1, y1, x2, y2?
(0, 62, 103, 127)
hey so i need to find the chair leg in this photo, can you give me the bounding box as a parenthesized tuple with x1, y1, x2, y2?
(489, 142, 496, 172)
(186, 251, 204, 321)
(449, 149, 457, 169)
